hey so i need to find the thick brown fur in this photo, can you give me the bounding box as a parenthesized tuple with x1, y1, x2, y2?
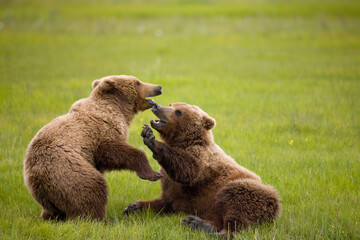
(123, 102, 281, 238)
(24, 75, 163, 221)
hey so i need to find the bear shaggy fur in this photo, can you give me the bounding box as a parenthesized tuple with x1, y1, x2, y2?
(24, 75, 163, 221)
(123, 102, 281, 238)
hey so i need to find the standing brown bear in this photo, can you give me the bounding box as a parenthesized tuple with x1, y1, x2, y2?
(123, 102, 281, 238)
(24, 75, 163, 221)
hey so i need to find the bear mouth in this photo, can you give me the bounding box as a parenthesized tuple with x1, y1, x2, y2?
(146, 86, 162, 98)
(150, 119, 167, 128)
(144, 89, 162, 107)
(146, 90, 162, 98)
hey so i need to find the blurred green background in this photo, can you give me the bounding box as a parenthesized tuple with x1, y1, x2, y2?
(1, 0, 359, 239)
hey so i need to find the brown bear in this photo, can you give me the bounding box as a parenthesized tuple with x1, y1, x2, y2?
(123, 102, 281, 238)
(24, 75, 163, 221)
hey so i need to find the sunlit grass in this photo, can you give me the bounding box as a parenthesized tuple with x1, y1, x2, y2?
(1, 0, 359, 239)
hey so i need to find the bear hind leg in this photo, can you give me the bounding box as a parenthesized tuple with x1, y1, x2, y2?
(64, 174, 108, 221)
(216, 179, 281, 234)
(46, 165, 108, 221)
(66, 204, 106, 221)
(39, 184, 106, 221)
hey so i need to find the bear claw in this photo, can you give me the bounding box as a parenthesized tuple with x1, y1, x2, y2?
(142, 124, 156, 151)
(141, 124, 154, 138)
(122, 203, 141, 215)
(146, 99, 157, 107)
(181, 215, 217, 233)
(148, 172, 163, 181)
(155, 173, 164, 179)
(139, 172, 163, 181)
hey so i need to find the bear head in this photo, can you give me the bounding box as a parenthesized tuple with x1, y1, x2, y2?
(91, 75, 162, 112)
(150, 102, 216, 147)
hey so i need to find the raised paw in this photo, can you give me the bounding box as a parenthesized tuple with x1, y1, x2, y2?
(146, 99, 157, 107)
(181, 215, 217, 233)
(141, 124, 154, 139)
(122, 203, 141, 215)
(141, 124, 156, 151)
(153, 172, 164, 181)
(140, 172, 164, 182)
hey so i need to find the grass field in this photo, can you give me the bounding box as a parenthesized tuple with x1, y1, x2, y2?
(1, 0, 359, 239)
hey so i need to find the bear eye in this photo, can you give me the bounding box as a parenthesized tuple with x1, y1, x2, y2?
(136, 81, 141, 86)
(175, 110, 182, 117)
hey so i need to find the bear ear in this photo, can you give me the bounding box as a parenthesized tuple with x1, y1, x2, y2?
(94, 78, 116, 91)
(102, 78, 116, 90)
(92, 79, 100, 89)
(204, 116, 216, 130)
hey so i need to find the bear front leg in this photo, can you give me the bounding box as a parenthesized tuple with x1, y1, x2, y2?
(141, 125, 201, 186)
(127, 150, 163, 181)
(94, 141, 163, 181)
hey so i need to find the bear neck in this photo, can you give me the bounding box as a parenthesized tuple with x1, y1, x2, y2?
(92, 95, 137, 126)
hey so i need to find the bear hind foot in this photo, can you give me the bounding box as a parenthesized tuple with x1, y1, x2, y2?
(181, 216, 217, 234)
(41, 208, 66, 221)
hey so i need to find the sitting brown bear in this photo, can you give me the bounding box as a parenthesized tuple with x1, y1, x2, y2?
(24, 75, 163, 221)
(123, 102, 281, 238)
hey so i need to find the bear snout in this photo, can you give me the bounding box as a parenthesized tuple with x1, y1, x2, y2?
(154, 85, 162, 96)
(146, 85, 162, 97)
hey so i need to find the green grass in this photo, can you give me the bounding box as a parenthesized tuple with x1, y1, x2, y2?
(1, 0, 359, 239)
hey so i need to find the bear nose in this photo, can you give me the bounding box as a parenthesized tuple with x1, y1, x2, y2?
(156, 85, 162, 91)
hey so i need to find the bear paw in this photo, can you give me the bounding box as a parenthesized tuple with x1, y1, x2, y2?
(141, 172, 164, 181)
(181, 215, 217, 233)
(141, 124, 156, 152)
(146, 99, 157, 107)
(122, 203, 141, 215)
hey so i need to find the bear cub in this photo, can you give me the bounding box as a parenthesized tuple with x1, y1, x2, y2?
(24, 75, 163, 221)
(124, 102, 281, 238)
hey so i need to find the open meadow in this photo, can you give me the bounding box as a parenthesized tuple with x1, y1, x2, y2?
(0, 0, 359, 239)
